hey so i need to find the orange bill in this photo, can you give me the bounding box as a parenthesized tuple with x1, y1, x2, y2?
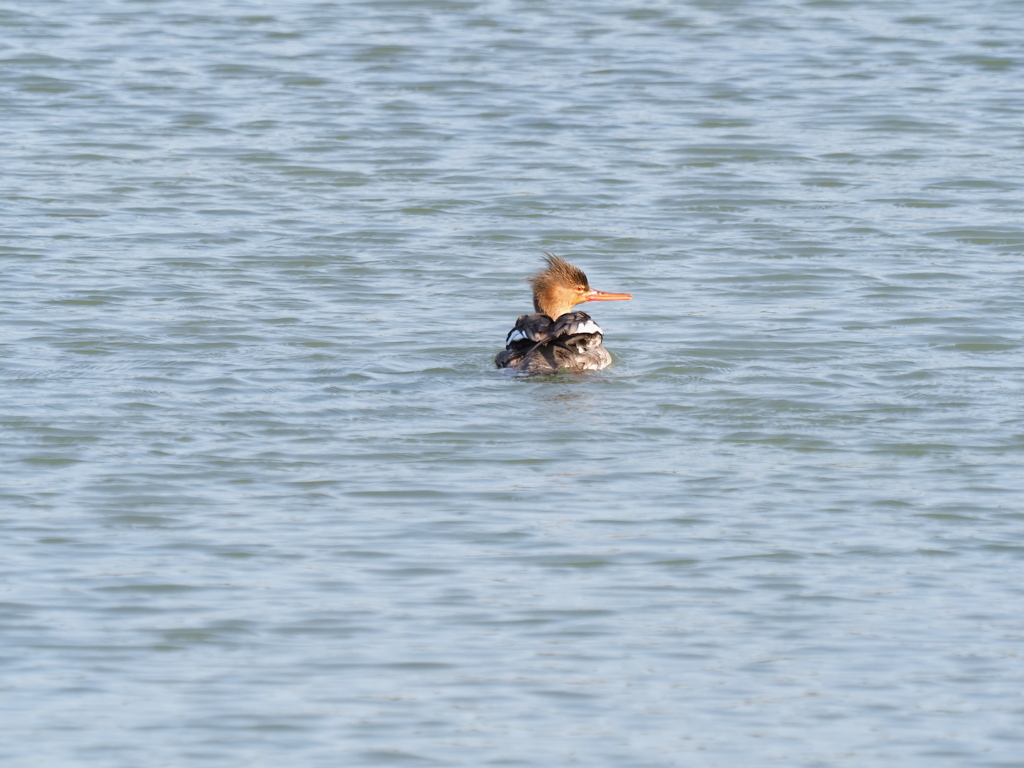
(584, 289, 632, 302)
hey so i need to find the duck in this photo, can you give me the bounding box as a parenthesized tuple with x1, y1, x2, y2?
(495, 252, 632, 375)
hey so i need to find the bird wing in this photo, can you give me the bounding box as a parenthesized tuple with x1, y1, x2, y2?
(505, 314, 553, 346)
(504, 312, 602, 350)
(548, 311, 603, 339)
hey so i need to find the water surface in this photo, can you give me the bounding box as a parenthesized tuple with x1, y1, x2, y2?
(3, 1, 1024, 766)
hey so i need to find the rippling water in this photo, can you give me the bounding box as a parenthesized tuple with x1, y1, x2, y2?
(4, 1, 1024, 765)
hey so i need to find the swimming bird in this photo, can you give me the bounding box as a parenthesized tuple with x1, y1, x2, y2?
(495, 253, 632, 375)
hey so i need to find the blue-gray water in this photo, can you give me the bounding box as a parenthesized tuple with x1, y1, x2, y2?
(4, 1, 1024, 766)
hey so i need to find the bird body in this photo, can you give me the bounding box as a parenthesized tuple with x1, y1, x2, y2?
(495, 253, 631, 375)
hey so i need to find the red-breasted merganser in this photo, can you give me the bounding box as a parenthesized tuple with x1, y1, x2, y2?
(495, 252, 632, 375)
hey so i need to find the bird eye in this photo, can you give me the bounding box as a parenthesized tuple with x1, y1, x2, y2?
(576, 285, 586, 292)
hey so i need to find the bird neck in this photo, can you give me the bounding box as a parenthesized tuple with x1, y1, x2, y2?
(533, 288, 577, 320)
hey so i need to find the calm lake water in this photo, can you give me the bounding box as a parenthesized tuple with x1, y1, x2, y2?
(3, 1, 1024, 765)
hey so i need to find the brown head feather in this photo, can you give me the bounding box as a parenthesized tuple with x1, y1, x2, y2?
(530, 252, 590, 317)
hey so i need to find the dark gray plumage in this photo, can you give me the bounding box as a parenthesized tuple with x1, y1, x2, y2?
(495, 311, 610, 374)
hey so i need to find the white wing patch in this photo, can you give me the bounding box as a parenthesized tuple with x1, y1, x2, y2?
(570, 319, 603, 336)
(507, 329, 529, 344)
